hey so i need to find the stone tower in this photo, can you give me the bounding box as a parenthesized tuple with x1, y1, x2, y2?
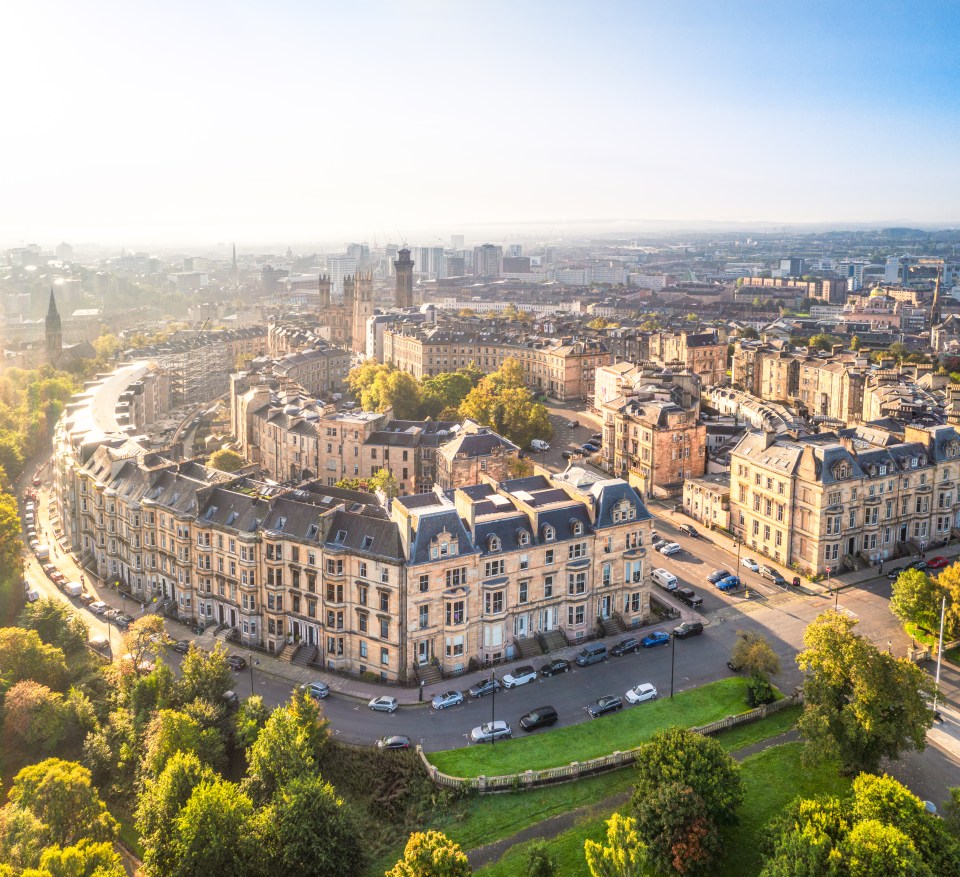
(395, 247, 414, 308)
(342, 274, 356, 351)
(318, 273, 331, 310)
(351, 271, 374, 356)
(45, 288, 62, 365)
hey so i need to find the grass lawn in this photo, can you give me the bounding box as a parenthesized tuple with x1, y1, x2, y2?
(427, 677, 753, 777)
(946, 644, 960, 667)
(370, 693, 803, 876)
(718, 741, 851, 876)
(474, 740, 847, 877)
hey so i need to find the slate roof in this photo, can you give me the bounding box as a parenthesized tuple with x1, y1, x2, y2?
(406, 508, 478, 565)
(589, 480, 653, 527)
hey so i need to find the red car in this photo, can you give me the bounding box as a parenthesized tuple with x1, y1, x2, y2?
(926, 556, 950, 570)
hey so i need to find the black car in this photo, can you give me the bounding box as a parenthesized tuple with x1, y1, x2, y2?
(674, 588, 703, 608)
(113, 612, 135, 629)
(226, 655, 247, 672)
(673, 621, 704, 639)
(886, 567, 905, 580)
(611, 637, 640, 656)
(223, 690, 240, 709)
(519, 705, 559, 731)
(377, 735, 412, 750)
(590, 433, 603, 443)
(588, 695, 623, 718)
(707, 569, 731, 584)
(468, 677, 502, 698)
(171, 639, 191, 654)
(907, 560, 929, 572)
(727, 660, 742, 672)
(679, 524, 699, 538)
(539, 658, 571, 677)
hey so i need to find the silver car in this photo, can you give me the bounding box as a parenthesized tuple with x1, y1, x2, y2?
(431, 690, 464, 710)
(502, 666, 537, 689)
(368, 695, 399, 713)
(470, 720, 512, 743)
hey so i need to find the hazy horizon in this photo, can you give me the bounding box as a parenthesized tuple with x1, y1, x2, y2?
(3, 0, 959, 248)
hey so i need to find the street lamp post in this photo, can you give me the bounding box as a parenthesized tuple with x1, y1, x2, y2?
(248, 653, 259, 697)
(933, 595, 947, 717)
(670, 634, 676, 699)
(490, 670, 497, 745)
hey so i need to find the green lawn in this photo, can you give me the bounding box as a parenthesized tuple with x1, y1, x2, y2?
(718, 741, 851, 876)
(946, 645, 960, 667)
(474, 740, 847, 877)
(428, 677, 753, 777)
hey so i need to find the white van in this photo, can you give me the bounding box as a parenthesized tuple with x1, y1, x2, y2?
(530, 439, 550, 452)
(34, 544, 50, 561)
(651, 568, 678, 591)
(63, 582, 83, 597)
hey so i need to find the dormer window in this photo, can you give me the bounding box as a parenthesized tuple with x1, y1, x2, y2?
(517, 530, 530, 547)
(832, 463, 850, 480)
(543, 525, 555, 542)
(571, 520, 584, 536)
(488, 535, 501, 552)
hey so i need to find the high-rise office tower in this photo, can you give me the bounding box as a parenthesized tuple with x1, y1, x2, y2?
(395, 248, 414, 308)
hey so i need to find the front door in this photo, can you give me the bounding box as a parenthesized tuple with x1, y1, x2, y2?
(218, 604, 224, 624)
(600, 596, 611, 619)
(847, 537, 856, 556)
(542, 607, 556, 631)
(515, 614, 528, 638)
(418, 641, 430, 665)
(230, 608, 237, 627)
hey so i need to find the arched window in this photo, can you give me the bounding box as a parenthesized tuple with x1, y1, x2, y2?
(517, 530, 530, 547)
(488, 535, 501, 552)
(571, 520, 584, 536)
(543, 524, 555, 542)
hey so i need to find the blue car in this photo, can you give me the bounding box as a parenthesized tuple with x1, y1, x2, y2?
(716, 575, 741, 592)
(640, 630, 671, 648)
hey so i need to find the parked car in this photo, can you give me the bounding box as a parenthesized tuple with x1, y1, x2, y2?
(222, 690, 240, 709)
(651, 568, 678, 591)
(591, 432, 603, 442)
(226, 655, 247, 672)
(580, 443, 598, 453)
(470, 720, 512, 743)
(727, 660, 742, 672)
(659, 542, 681, 556)
(674, 588, 703, 608)
(368, 695, 399, 713)
(908, 559, 929, 572)
(561, 450, 576, 460)
(641, 630, 671, 648)
(679, 524, 699, 538)
(519, 705, 559, 731)
(431, 690, 464, 710)
(50, 571, 66, 585)
(673, 621, 704, 639)
(926, 555, 949, 570)
(568, 419, 579, 428)
(575, 643, 608, 665)
(530, 439, 550, 452)
(306, 681, 331, 700)
(377, 735, 411, 750)
(171, 639, 191, 654)
(625, 683, 658, 704)
(588, 695, 623, 717)
(78, 592, 94, 604)
(759, 564, 786, 584)
(716, 575, 742, 592)
(502, 665, 537, 689)
(539, 658, 571, 677)
(88, 635, 110, 654)
(741, 558, 760, 572)
(886, 566, 906, 580)
(41, 563, 57, 579)
(88, 601, 108, 615)
(468, 677, 502, 698)
(26, 589, 40, 603)
(610, 637, 640, 656)
(113, 613, 135, 629)
(707, 569, 731, 584)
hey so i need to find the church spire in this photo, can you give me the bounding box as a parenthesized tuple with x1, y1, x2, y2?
(45, 288, 62, 364)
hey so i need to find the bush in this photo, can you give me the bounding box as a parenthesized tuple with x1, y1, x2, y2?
(747, 674, 776, 707)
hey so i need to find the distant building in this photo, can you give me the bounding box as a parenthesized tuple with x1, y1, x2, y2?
(326, 255, 358, 297)
(395, 248, 414, 308)
(45, 289, 62, 364)
(473, 244, 503, 277)
(56, 241, 74, 262)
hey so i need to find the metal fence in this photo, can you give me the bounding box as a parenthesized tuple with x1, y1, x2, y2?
(418, 693, 802, 794)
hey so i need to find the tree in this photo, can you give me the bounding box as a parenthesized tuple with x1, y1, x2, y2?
(244, 689, 329, 803)
(888, 341, 908, 362)
(0, 804, 49, 872)
(38, 839, 126, 877)
(2, 681, 70, 752)
(350, 362, 422, 417)
(635, 784, 720, 875)
(809, 333, 840, 352)
(739, 327, 759, 340)
(890, 569, 944, 635)
(730, 630, 780, 706)
(17, 599, 87, 654)
(838, 820, 930, 877)
(7, 759, 116, 848)
(167, 779, 261, 877)
(259, 774, 364, 877)
(176, 642, 232, 707)
(235, 695, 269, 749)
(929, 563, 960, 640)
(797, 611, 934, 774)
(118, 615, 168, 676)
(759, 795, 849, 877)
(0, 628, 68, 694)
(208, 449, 245, 473)
(525, 839, 558, 877)
(632, 728, 743, 826)
(420, 372, 473, 419)
(137, 751, 218, 877)
(385, 830, 471, 877)
(347, 360, 391, 401)
(850, 335, 862, 351)
(370, 468, 401, 500)
(142, 709, 225, 777)
(583, 813, 650, 877)
(0, 492, 23, 575)
(944, 786, 960, 839)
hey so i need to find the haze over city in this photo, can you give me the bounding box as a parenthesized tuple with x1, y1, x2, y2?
(3, 0, 960, 247)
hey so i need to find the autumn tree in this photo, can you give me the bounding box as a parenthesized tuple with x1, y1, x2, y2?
(2, 681, 71, 752)
(930, 562, 960, 639)
(730, 629, 781, 705)
(0, 492, 23, 576)
(797, 611, 934, 774)
(386, 830, 471, 877)
(208, 448, 245, 473)
(0, 628, 68, 694)
(584, 813, 650, 877)
(890, 569, 945, 635)
(118, 615, 169, 676)
(37, 838, 126, 877)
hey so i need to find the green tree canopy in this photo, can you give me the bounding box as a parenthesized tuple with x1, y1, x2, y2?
(37, 838, 126, 877)
(17, 599, 88, 654)
(797, 611, 934, 774)
(0, 628, 68, 695)
(2, 681, 70, 753)
(143, 709, 225, 777)
(890, 569, 944, 635)
(730, 630, 781, 679)
(583, 813, 650, 877)
(244, 689, 329, 804)
(176, 642, 233, 707)
(420, 372, 473, 419)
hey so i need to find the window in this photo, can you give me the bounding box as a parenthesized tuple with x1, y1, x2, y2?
(446, 600, 465, 625)
(484, 559, 505, 578)
(567, 604, 585, 626)
(519, 553, 529, 570)
(358, 561, 367, 578)
(484, 591, 504, 614)
(357, 584, 367, 605)
(419, 574, 429, 592)
(381, 648, 389, 666)
(567, 572, 586, 595)
(602, 563, 611, 586)
(519, 580, 528, 603)
(380, 617, 389, 639)
(419, 605, 429, 628)
(568, 541, 587, 560)
(544, 549, 554, 565)
(572, 521, 584, 536)
(518, 530, 530, 546)
(326, 558, 343, 575)
(543, 575, 554, 598)
(379, 591, 389, 612)
(381, 568, 390, 584)
(543, 525, 555, 541)
(358, 613, 368, 632)
(488, 535, 501, 552)
(445, 567, 466, 588)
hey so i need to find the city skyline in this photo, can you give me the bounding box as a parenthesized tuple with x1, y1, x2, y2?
(3, 0, 959, 246)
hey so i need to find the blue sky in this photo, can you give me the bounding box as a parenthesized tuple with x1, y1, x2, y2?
(2, 0, 958, 246)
